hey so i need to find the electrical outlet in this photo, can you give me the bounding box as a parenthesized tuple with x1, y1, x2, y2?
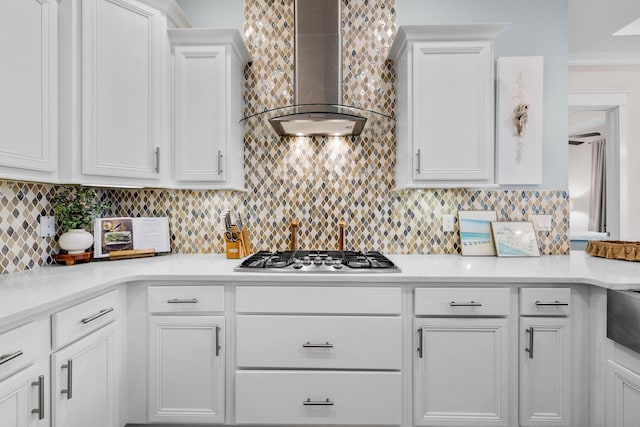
(529, 214, 552, 231)
(442, 214, 455, 232)
(39, 215, 56, 237)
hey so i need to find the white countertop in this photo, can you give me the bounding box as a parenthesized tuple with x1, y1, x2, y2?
(1, 251, 639, 326)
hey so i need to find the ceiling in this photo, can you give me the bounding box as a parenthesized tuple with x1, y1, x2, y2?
(569, 0, 640, 65)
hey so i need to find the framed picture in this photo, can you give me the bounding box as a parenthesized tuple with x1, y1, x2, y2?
(458, 210, 498, 256)
(491, 221, 540, 257)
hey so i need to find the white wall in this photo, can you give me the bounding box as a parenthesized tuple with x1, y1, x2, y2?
(569, 66, 640, 239)
(397, 0, 569, 190)
(568, 142, 592, 232)
(176, 0, 243, 29)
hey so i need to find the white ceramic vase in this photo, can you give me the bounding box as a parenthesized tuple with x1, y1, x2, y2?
(59, 229, 94, 254)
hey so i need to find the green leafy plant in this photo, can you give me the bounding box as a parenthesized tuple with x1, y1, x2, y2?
(51, 187, 110, 232)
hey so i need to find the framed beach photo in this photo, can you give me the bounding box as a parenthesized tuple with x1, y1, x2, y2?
(491, 221, 540, 257)
(457, 210, 498, 256)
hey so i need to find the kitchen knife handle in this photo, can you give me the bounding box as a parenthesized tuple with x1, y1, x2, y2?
(0, 350, 23, 365)
(417, 328, 423, 358)
(450, 301, 482, 307)
(303, 398, 334, 406)
(215, 326, 222, 356)
(155, 147, 160, 173)
(525, 328, 534, 359)
(61, 360, 73, 399)
(31, 375, 45, 419)
(415, 149, 421, 173)
(217, 150, 223, 175)
(81, 307, 114, 324)
(535, 300, 569, 306)
(302, 342, 334, 348)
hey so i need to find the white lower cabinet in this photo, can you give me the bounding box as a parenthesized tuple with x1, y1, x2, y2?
(606, 360, 640, 427)
(235, 371, 401, 425)
(519, 318, 570, 426)
(414, 318, 509, 426)
(148, 315, 225, 424)
(51, 323, 118, 427)
(0, 365, 46, 427)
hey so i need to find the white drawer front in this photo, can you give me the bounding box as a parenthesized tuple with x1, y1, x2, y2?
(52, 289, 120, 349)
(147, 285, 224, 313)
(0, 321, 47, 380)
(236, 371, 401, 425)
(520, 288, 571, 316)
(415, 287, 510, 316)
(236, 286, 401, 314)
(237, 315, 401, 369)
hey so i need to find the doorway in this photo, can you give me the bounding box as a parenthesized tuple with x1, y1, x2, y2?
(568, 92, 628, 247)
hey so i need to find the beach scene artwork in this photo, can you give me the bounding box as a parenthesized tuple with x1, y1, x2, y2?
(458, 211, 498, 256)
(491, 221, 540, 257)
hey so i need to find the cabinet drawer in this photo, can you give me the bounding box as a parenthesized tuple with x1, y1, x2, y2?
(147, 285, 224, 313)
(415, 288, 510, 316)
(52, 290, 120, 349)
(520, 288, 571, 316)
(0, 321, 47, 380)
(236, 286, 401, 314)
(237, 315, 401, 369)
(236, 371, 401, 425)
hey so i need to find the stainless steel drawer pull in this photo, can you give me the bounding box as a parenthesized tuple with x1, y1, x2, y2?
(525, 328, 534, 359)
(0, 350, 23, 365)
(217, 150, 223, 174)
(61, 360, 73, 399)
(155, 147, 160, 173)
(31, 375, 45, 419)
(303, 398, 334, 406)
(415, 149, 421, 173)
(450, 301, 482, 307)
(215, 326, 222, 357)
(302, 342, 334, 348)
(167, 298, 199, 304)
(81, 307, 114, 324)
(535, 300, 569, 306)
(417, 328, 423, 358)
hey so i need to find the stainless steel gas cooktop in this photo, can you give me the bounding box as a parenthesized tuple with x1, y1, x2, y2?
(234, 250, 400, 273)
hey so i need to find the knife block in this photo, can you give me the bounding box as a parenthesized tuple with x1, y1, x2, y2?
(225, 237, 242, 259)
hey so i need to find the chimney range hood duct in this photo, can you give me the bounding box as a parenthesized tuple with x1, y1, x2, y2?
(267, 0, 367, 137)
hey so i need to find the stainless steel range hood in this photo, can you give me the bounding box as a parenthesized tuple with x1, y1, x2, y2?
(267, 0, 367, 137)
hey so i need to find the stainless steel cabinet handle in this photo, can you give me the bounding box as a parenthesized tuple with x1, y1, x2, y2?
(217, 150, 223, 174)
(61, 360, 73, 399)
(525, 328, 534, 359)
(81, 307, 114, 324)
(535, 300, 569, 306)
(0, 350, 23, 365)
(450, 301, 483, 307)
(417, 328, 423, 358)
(215, 326, 221, 357)
(155, 147, 160, 173)
(167, 298, 198, 304)
(303, 398, 334, 406)
(31, 375, 45, 420)
(415, 149, 421, 173)
(302, 342, 334, 348)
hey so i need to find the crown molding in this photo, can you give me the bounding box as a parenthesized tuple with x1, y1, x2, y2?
(569, 52, 640, 67)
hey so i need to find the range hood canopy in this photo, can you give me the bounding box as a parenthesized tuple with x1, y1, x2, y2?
(241, 0, 393, 137)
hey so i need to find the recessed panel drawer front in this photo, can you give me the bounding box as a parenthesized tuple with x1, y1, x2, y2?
(415, 287, 510, 316)
(237, 315, 401, 369)
(0, 321, 47, 380)
(147, 285, 224, 313)
(52, 289, 120, 349)
(236, 286, 401, 314)
(236, 371, 402, 425)
(520, 288, 571, 316)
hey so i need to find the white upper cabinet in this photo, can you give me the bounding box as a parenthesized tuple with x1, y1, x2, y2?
(168, 29, 250, 190)
(389, 24, 508, 189)
(0, 0, 58, 183)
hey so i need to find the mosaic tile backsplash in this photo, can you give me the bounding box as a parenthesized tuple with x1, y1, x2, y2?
(0, 0, 569, 276)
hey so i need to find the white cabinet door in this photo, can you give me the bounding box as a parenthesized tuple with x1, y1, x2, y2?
(606, 360, 640, 427)
(519, 318, 571, 427)
(148, 315, 225, 424)
(412, 41, 493, 184)
(81, 0, 163, 180)
(414, 318, 509, 426)
(51, 324, 117, 427)
(173, 45, 226, 182)
(0, 365, 46, 427)
(0, 0, 57, 182)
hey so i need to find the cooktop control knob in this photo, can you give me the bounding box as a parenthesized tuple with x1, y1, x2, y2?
(293, 261, 303, 270)
(313, 257, 323, 266)
(324, 257, 334, 266)
(302, 257, 311, 266)
(332, 262, 343, 270)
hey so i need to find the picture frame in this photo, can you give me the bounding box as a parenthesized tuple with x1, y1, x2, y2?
(490, 221, 540, 257)
(457, 210, 498, 256)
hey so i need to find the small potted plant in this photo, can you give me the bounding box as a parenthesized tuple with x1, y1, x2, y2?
(52, 186, 110, 254)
